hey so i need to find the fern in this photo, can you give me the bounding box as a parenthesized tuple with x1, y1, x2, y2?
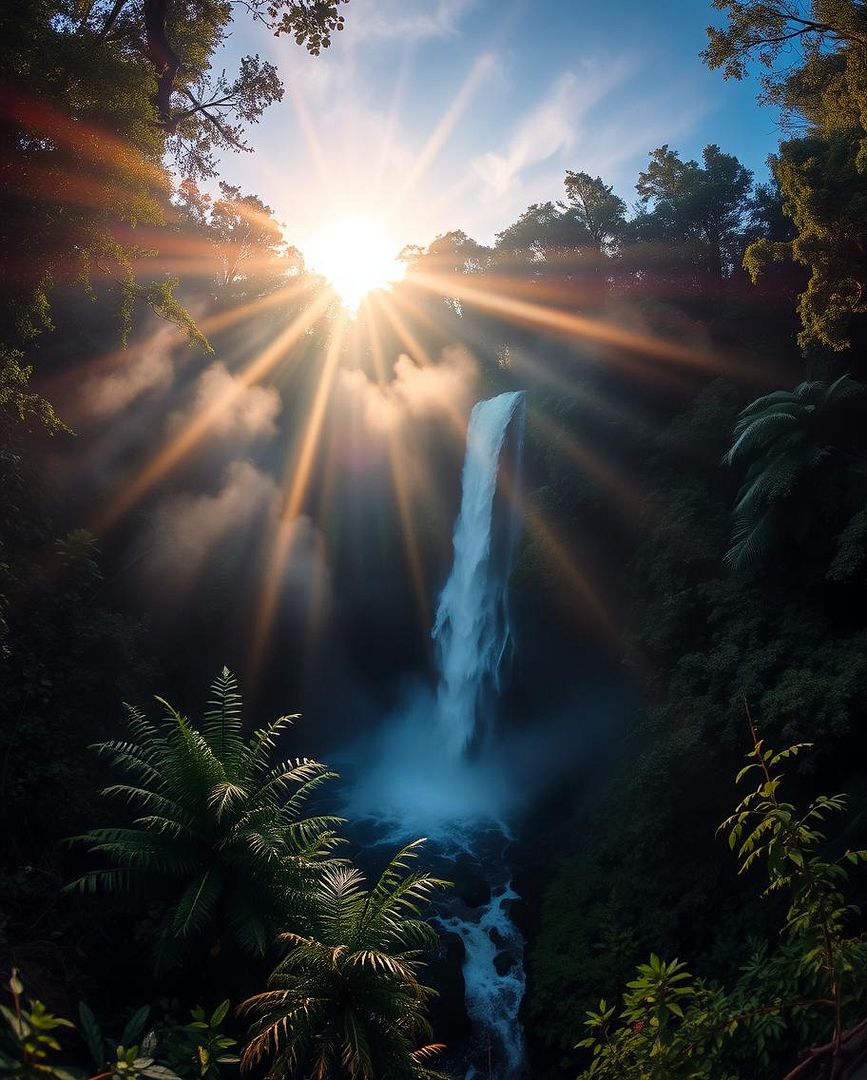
(724, 377, 867, 569)
(68, 669, 343, 965)
(240, 846, 450, 1080)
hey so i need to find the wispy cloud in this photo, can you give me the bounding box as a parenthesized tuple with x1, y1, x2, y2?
(470, 59, 636, 200)
(140, 460, 278, 585)
(167, 362, 282, 441)
(462, 57, 713, 243)
(138, 461, 332, 608)
(82, 327, 175, 418)
(347, 0, 478, 42)
(337, 345, 478, 435)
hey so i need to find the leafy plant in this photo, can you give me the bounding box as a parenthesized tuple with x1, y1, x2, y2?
(0, 974, 176, 1080)
(77, 1003, 151, 1075)
(1, 971, 241, 1080)
(160, 1003, 239, 1080)
(576, 718, 867, 1079)
(240, 841, 451, 1080)
(0, 969, 77, 1080)
(68, 669, 343, 966)
(724, 376, 867, 568)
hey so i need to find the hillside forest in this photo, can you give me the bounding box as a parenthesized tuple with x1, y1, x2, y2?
(5, 2, 867, 1078)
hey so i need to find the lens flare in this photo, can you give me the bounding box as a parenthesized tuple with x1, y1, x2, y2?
(304, 214, 405, 311)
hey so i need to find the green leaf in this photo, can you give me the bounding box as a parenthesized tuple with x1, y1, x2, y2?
(121, 1006, 150, 1049)
(77, 1003, 104, 1069)
(209, 1000, 229, 1027)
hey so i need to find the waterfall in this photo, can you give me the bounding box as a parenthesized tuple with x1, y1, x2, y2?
(339, 390, 529, 1079)
(432, 390, 528, 1079)
(433, 391, 525, 756)
(438, 878, 526, 1080)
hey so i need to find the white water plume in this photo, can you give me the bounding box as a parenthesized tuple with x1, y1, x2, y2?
(439, 879, 526, 1080)
(339, 390, 529, 1079)
(433, 391, 525, 756)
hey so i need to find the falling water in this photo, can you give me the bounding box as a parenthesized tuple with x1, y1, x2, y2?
(340, 390, 529, 1078)
(433, 391, 525, 756)
(431, 390, 528, 1078)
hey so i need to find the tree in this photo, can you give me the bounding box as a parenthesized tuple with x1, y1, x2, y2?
(494, 201, 586, 264)
(724, 375, 867, 568)
(563, 171, 627, 257)
(68, 669, 342, 967)
(0, 0, 350, 410)
(67, 0, 349, 178)
(743, 134, 867, 351)
(404, 230, 491, 278)
(631, 144, 754, 283)
(703, 2, 867, 350)
(702, 2, 867, 119)
(173, 179, 303, 298)
(0, 0, 192, 346)
(240, 842, 449, 1080)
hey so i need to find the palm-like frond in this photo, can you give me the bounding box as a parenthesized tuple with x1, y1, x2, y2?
(240, 842, 450, 1080)
(67, 670, 339, 964)
(724, 377, 867, 568)
(201, 667, 248, 775)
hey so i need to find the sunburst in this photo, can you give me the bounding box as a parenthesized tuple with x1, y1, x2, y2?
(305, 214, 405, 311)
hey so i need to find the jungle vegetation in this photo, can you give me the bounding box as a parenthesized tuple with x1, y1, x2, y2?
(4, 1, 867, 1078)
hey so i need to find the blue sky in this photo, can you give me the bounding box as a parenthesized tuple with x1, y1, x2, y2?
(215, 0, 782, 258)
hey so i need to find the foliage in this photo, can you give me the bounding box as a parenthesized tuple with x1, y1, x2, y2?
(160, 1003, 239, 1080)
(173, 179, 302, 297)
(243, 0, 350, 56)
(51, 0, 349, 179)
(495, 202, 586, 264)
(562, 172, 627, 256)
(0, 470, 157, 959)
(240, 842, 450, 1080)
(631, 144, 754, 282)
(68, 669, 342, 966)
(744, 133, 867, 351)
(0, 0, 349, 418)
(702, 1, 867, 118)
(524, 377, 867, 1069)
(704, 1, 867, 350)
(576, 732, 867, 1079)
(724, 375, 867, 567)
(0, 970, 238, 1080)
(0, 347, 69, 434)
(1, 969, 78, 1080)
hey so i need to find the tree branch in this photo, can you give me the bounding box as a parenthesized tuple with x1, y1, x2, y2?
(98, 0, 129, 37)
(781, 1016, 867, 1080)
(759, 5, 867, 47)
(143, 0, 180, 130)
(175, 87, 249, 150)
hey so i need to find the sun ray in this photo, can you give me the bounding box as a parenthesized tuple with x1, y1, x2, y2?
(528, 406, 648, 519)
(41, 277, 315, 401)
(287, 81, 334, 195)
(524, 505, 620, 635)
(370, 291, 469, 439)
(370, 44, 414, 198)
(391, 52, 496, 215)
(248, 314, 348, 681)
(91, 288, 332, 534)
(409, 268, 766, 384)
(361, 300, 432, 636)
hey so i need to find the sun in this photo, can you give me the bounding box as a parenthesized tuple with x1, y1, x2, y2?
(305, 214, 406, 311)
